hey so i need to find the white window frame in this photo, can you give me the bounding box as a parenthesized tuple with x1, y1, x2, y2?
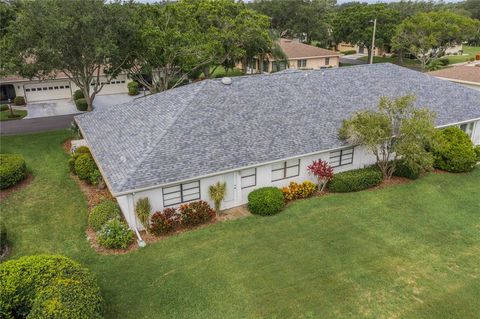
(271, 159, 300, 182)
(241, 168, 256, 189)
(459, 122, 475, 138)
(162, 181, 200, 207)
(329, 147, 354, 167)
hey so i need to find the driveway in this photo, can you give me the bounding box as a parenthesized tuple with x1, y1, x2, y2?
(1, 114, 76, 135)
(25, 99, 79, 119)
(340, 53, 368, 65)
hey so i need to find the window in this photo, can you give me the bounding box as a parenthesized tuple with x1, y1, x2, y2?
(459, 122, 475, 138)
(59, 86, 64, 89)
(42, 87, 48, 91)
(272, 159, 300, 181)
(272, 61, 287, 72)
(26, 88, 31, 92)
(65, 85, 70, 88)
(54, 86, 59, 89)
(325, 57, 330, 65)
(297, 59, 307, 68)
(329, 147, 354, 167)
(241, 168, 256, 189)
(48, 87, 53, 90)
(162, 181, 200, 207)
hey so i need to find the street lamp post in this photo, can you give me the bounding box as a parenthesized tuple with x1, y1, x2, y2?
(370, 18, 377, 65)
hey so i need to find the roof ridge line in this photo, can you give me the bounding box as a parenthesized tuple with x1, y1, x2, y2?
(116, 81, 209, 191)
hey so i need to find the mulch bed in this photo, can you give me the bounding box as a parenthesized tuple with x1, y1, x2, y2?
(63, 139, 72, 154)
(0, 174, 34, 202)
(85, 228, 138, 255)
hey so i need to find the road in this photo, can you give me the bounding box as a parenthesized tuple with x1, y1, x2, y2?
(1, 114, 76, 136)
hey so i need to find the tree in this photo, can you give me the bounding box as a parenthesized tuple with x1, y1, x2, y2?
(392, 11, 476, 70)
(332, 3, 400, 61)
(4, 0, 132, 111)
(461, 0, 480, 19)
(339, 95, 437, 180)
(209, 182, 226, 215)
(307, 160, 333, 192)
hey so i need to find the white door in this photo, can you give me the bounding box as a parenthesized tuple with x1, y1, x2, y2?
(25, 81, 72, 102)
(95, 76, 128, 95)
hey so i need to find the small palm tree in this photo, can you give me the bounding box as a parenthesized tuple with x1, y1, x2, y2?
(209, 182, 226, 216)
(135, 197, 151, 233)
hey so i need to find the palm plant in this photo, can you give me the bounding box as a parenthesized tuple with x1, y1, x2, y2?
(208, 182, 226, 215)
(135, 197, 151, 233)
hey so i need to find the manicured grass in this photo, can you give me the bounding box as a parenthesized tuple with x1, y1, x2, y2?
(359, 56, 421, 69)
(0, 109, 27, 121)
(1, 131, 480, 318)
(444, 45, 480, 64)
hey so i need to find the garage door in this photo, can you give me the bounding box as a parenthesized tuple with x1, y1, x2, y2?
(94, 76, 128, 95)
(25, 81, 72, 102)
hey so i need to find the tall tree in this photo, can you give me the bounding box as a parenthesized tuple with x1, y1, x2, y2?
(339, 95, 437, 180)
(392, 11, 476, 70)
(4, 0, 131, 111)
(332, 3, 400, 61)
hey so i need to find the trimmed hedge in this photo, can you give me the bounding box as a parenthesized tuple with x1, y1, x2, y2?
(13, 96, 26, 105)
(248, 187, 285, 216)
(97, 219, 134, 249)
(0, 255, 103, 319)
(127, 81, 140, 95)
(88, 200, 121, 231)
(0, 154, 27, 189)
(393, 159, 421, 180)
(74, 153, 98, 184)
(433, 127, 477, 173)
(73, 89, 84, 101)
(75, 98, 88, 111)
(328, 167, 382, 192)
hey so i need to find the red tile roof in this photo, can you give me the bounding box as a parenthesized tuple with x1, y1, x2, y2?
(427, 65, 480, 84)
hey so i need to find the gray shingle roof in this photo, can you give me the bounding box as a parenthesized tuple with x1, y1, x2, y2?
(75, 63, 480, 194)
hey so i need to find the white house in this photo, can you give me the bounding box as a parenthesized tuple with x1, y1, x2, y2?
(0, 71, 130, 104)
(75, 63, 480, 232)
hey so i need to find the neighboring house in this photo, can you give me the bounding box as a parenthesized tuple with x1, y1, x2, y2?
(336, 42, 463, 57)
(0, 72, 130, 104)
(75, 63, 480, 231)
(242, 38, 340, 74)
(427, 63, 480, 91)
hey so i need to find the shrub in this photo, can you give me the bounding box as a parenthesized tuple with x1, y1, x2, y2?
(0, 255, 103, 319)
(281, 181, 317, 201)
(393, 159, 421, 180)
(341, 50, 357, 55)
(75, 98, 88, 111)
(135, 197, 151, 232)
(150, 208, 181, 235)
(73, 89, 84, 101)
(474, 145, 480, 162)
(328, 167, 382, 192)
(0, 221, 7, 255)
(248, 187, 285, 216)
(68, 157, 76, 173)
(209, 181, 226, 214)
(73, 145, 90, 156)
(433, 127, 477, 173)
(127, 81, 139, 95)
(0, 104, 8, 111)
(307, 159, 333, 191)
(97, 219, 134, 249)
(88, 200, 121, 231)
(179, 200, 216, 227)
(438, 58, 450, 66)
(0, 154, 27, 189)
(89, 169, 102, 186)
(74, 153, 97, 182)
(13, 96, 26, 105)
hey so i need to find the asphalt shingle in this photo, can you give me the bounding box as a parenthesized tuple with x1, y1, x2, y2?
(75, 63, 480, 194)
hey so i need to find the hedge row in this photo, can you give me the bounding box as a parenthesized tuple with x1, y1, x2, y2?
(248, 187, 285, 216)
(328, 167, 382, 193)
(69, 146, 102, 186)
(0, 154, 27, 189)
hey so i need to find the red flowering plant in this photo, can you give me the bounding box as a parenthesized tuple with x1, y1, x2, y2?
(150, 208, 181, 235)
(307, 159, 334, 192)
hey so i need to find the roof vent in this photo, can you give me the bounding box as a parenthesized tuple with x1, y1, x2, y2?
(221, 77, 232, 85)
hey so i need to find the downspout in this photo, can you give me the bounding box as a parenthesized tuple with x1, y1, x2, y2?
(130, 192, 146, 248)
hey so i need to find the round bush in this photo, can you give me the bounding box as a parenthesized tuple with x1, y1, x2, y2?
(75, 98, 88, 111)
(0, 154, 27, 189)
(13, 96, 26, 105)
(97, 219, 134, 249)
(247, 187, 285, 216)
(0, 255, 103, 319)
(328, 167, 382, 193)
(73, 89, 84, 101)
(150, 208, 181, 235)
(127, 81, 139, 95)
(88, 200, 121, 231)
(433, 127, 477, 173)
(0, 104, 9, 111)
(393, 159, 420, 180)
(74, 153, 97, 182)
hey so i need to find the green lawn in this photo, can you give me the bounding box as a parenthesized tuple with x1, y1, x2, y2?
(358, 56, 421, 70)
(1, 131, 480, 318)
(445, 45, 480, 64)
(0, 109, 27, 121)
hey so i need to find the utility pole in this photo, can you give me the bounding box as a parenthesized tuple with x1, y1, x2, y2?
(370, 18, 377, 65)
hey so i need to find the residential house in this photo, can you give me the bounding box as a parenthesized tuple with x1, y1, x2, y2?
(336, 42, 463, 57)
(75, 63, 480, 231)
(0, 72, 130, 104)
(427, 63, 480, 91)
(243, 38, 340, 74)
